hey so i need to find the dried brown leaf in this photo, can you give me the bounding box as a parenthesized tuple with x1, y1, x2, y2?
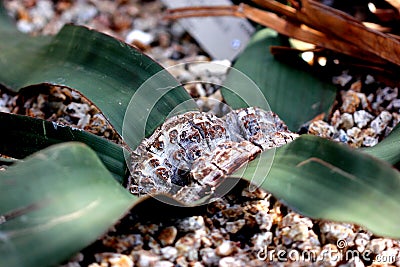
(165, 0, 400, 68)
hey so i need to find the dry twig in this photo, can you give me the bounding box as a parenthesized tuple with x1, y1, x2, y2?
(165, 0, 400, 69)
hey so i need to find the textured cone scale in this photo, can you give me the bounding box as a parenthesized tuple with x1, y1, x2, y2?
(128, 107, 298, 202)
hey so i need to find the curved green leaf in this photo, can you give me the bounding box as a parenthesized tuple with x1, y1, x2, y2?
(0, 4, 196, 137)
(0, 112, 127, 183)
(0, 142, 135, 267)
(362, 124, 400, 165)
(223, 28, 336, 131)
(235, 135, 400, 238)
(122, 68, 199, 150)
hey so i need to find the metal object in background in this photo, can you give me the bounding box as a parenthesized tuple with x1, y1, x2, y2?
(161, 0, 255, 61)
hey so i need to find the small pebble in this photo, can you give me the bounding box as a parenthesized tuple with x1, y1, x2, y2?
(160, 247, 178, 262)
(218, 256, 243, 267)
(353, 110, 374, 128)
(135, 251, 160, 267)
(109, 254, 133, 267)
(158, 226, 178, 246)
(308, 120, 336, 138)
(153, 261, 174, 267)
(371, 111, 392, 134)
(333, 72, 352, 86)
(340, 113, 354, 129)
(177, 216, 205, 232)
(125, 29, 154, 45)
(175, 235, 200, 261)
(341, 90, 360, 113)
(216, 241, 236, 257)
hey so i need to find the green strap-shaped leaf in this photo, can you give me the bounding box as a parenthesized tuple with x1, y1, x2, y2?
(236, 135, 400, 238)
(0, 112, 127, 183)
(0, 3, 196, 137)
(0, 142, 135, 267)
(362, 124, 400, 165)
(223, 28, 336, 131)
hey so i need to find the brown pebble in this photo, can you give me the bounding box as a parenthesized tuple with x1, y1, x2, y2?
(112, 12, 132, 31)
(350, 80, 362, 92)
(341, 90, 360, 113)
(109, 254, 133, 267)
(158, 226, 178, 246)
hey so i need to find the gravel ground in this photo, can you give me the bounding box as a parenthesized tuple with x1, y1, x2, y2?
(3, 1, 400, 266)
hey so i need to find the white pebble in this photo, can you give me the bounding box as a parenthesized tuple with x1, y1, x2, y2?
(333, 72, 352, 86)
(340, 113, 354, 129)
(17, 20, 35, 33)
(31, 0, 55, 27)
(216, 241, 235, 256)
(126, 30, 154, 45)
(61, 2, 98, 24)
(136, 251, 160, 267)
(337, 129, 349, 143)
(365, 75, 375, 84)
(252, 232, 273, 249)
(353, 110, 374, 128)
(153, 261, 174, 267)
(200, 248, 220, 266)
(188, 60, 230, 77)
(363, 136, 378, 147)
(371, 111, 392, 134)
(160, 246, 178, 262)
(219, 256, 243, 267)
(388, 99, 400, 110)
(376, 87, 398, 104)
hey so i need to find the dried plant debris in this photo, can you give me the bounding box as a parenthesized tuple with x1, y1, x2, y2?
(128, 107, 298, 202)
(165, 0, 400, 69)
(308, 72, 400, 148)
